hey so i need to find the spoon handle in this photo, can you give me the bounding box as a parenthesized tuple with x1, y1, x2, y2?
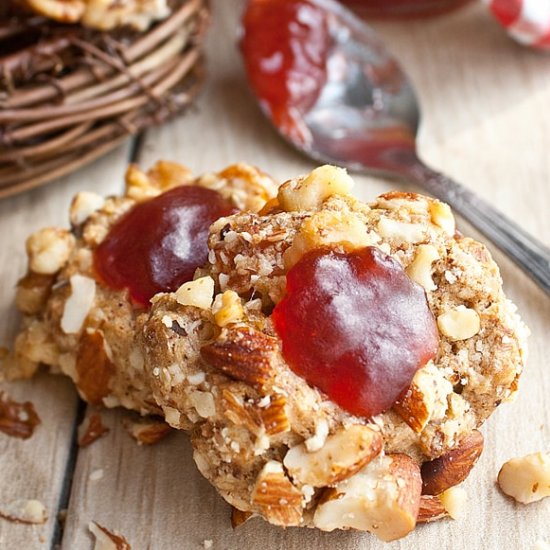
(405, 161, 550, 296)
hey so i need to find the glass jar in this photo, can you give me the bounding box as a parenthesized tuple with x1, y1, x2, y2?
(340, 0, 473, 18)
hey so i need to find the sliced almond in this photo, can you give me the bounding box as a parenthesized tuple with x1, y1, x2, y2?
(75, 331, 115, 405)
(61, 275, 96, 334)
(251, 460, 303, 526)
(421, 430, 484, 495)
(259, 393, 290, 436)
(222, 389, 262, 435)
(313, 453, 422, 542)
(284, 425, 382, 487)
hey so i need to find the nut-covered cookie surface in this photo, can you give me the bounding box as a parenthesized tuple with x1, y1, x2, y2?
(2, 163, 528, 541)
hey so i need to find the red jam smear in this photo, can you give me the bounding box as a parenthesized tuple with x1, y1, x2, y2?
(94, 186, 236, 306)
(240, 0, 331, 145)
(272, 246, 439, 418)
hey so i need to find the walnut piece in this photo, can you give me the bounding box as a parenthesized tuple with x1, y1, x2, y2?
(212, 290, 244, 327)
(406, 244, 440, 291)
(429, 200, 456, 236)
(26, 227, 74, 275)
(70, 191, 105, 227)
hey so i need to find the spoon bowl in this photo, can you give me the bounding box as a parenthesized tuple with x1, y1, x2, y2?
(241, 0, 550, 295)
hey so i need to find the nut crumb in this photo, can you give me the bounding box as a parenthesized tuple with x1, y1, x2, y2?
(0, 391, 41, 439)
(498, 452, 550, 504)
(89, 521, 131, 550)
(440, 487, 467, 519)
(89, 469, 104, 482)
(123, 417, 173, 445)
(203, 541, 213, 549)
(78, 412, 109, 447)
(0, 499, 47, 524)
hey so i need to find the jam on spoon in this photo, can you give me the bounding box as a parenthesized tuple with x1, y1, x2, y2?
(272, 246, 439, 418)
(240, 0, 331, 146)
(94, 186, 236, 306)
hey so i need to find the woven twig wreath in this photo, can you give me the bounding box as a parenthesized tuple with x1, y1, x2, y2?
(0, 0, 208, 199)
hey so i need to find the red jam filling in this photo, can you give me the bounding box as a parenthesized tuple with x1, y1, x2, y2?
(240, 0, 330, 145)
(94, 186, 236, 306)
(272, 246, 439, 418)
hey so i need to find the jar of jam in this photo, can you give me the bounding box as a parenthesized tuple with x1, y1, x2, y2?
(340, 0, 473, 18)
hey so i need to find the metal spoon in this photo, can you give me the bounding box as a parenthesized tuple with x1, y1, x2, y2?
(244, 0, 550, 295)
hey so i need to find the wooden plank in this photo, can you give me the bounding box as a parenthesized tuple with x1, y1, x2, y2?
(24, 1, 550, 549)
(0, 143, 132, 549)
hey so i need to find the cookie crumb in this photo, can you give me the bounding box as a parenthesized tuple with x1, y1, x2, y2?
(89, 469, 104, 482)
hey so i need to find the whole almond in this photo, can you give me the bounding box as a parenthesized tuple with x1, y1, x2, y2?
(421, 430, 484, 495)
(201, 326, 278, 389)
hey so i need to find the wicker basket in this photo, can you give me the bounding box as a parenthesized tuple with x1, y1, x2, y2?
(0, 0, 208, 199)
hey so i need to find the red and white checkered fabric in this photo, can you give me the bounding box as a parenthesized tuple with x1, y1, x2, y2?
(484, 0, 550, 49)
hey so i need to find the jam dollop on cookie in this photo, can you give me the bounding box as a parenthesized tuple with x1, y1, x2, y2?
(273, 246, 439, 417)
(94, 186, 236, 306)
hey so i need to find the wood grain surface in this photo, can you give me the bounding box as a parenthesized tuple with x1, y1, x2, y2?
(1, 1, 549, 549)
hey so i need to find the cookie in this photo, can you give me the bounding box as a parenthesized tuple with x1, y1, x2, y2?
(4, 161, 277, 416)
(142, 166, 527, 539)
(3, 164, 528, 541)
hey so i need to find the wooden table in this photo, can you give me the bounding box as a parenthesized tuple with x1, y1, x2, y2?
(1, 2, 549, 548)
